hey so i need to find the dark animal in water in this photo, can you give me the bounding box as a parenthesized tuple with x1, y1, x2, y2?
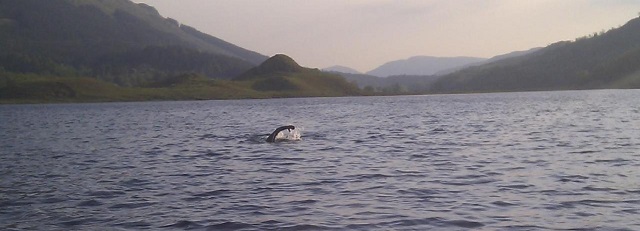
(266, 125, 295, 143)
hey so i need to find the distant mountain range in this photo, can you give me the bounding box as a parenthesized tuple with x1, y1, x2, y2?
(366, 56, 486, 77)
(332, 16, 640, 94)
(322, 65, 362, 74)
(329, 49, 541, 92)
(434, 48, 541, 75)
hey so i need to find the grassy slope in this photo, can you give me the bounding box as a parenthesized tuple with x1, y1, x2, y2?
(0, 72, 361, 104)
(0, 74, 255, 104)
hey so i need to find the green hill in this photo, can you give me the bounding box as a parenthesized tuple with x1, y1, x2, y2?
(236, 54, 305, 80)
(0, 0, 266, 83)
(235, 54, 362, 97)
(0, 54, 362, 103)
(431, 16, 640, 93)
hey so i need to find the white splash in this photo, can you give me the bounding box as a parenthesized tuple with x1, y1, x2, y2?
(276, 128, 302, 141)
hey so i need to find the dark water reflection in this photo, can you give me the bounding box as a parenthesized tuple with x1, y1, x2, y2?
(1, 90, 640, 230)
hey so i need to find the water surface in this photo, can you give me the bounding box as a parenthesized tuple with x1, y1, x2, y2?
(1, 90, 640, 230)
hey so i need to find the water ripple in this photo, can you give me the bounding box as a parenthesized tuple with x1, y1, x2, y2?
(1, 91, 640, 230)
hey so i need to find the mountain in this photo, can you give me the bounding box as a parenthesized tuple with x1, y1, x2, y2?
(234, 54, 361, 96)
(434, 48, 542, 75)
(322, 65, 362, 74)
(0, 0, 267, 84)
(484, 47, 543, 63)
(334, 48, 542, 93)
(367, 56, 486, 77)
(431, 16, 640, 93)
(236, 54, 305, 80)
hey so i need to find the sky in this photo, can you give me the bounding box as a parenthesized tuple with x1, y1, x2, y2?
(132, 0, 640, 72)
